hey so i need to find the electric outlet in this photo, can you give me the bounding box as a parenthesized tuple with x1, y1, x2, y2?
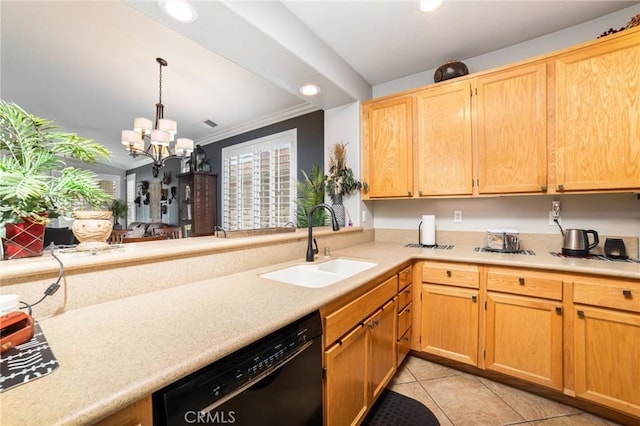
(361, 210, 367, 223)
(549, 212, 562, 226)
(453, 210, 462, 223)
(551, 200, 561, 219)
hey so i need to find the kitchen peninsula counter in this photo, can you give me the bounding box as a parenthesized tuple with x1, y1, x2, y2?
(1, 237, 638, 425)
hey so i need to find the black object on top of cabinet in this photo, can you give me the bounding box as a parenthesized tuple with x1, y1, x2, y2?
(177, 172, 217, 237)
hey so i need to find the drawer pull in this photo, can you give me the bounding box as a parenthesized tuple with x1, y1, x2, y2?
(622, 289, 632, 298)
(471, 295, 477, 302)
(446, 270, 452, 277)
(518, 277, 525, 285)
(555, 306, 563, 315)
(577, 310, 585, 318)
(403, 336, 409, 342)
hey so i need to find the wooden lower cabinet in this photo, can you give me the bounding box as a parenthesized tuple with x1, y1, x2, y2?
(485, 292, 563, 389)
(573, 306, 640, 417)
(325, 324, 369, 426)
(94, 395, 152, 426)
(421, 284, 479, 366)
(368, 299, 397, 402)
(322, 274, 399, 426)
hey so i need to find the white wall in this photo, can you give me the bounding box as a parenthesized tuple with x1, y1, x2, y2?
(372, 194, 640, 238)
(323, 4, 640, 238)
(374, 3, 640, 97)
(325, 102, 373, 228)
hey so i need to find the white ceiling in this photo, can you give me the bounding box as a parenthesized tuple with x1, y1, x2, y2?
(1, 1, 637, 170)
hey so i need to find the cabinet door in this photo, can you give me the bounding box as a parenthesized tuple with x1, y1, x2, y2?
(475, 63, 548, 194)
(554, 35, 640, 191)
(486, 292, 563, 390)
(368, 299, 397, 402)
(421, 284, 479, 365)
(415, 82, 473, 196)
(574, 306, 640, 417)
(362, 96, 413, 198)
(94, 395, 152, 426)
(324, 324, 368, 426)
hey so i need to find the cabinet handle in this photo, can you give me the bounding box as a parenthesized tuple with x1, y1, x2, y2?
(408, 191, 413, 197)
(403, 336, 409, 342)
(558, 184, 565, 191)
(577, 310, 585, 318)
(555, 306, 563, 315)
(541, 185, 548, 192)
(622, 289, 632, 298)
(518, 277, 525, 285)
(418, 191, 423, 196)
(406, 308, 411, 314)
(446, 270, 452, 277)
(471, 295, 477, 302)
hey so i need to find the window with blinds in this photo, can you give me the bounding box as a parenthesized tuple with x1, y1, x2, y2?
(222, 129, 297, 230)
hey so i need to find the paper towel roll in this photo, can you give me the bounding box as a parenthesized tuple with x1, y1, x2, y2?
(421, 215, 436, 246)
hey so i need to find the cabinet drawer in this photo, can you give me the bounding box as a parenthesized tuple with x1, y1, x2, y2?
(397, 285, 412, 312)
(398, 266, 412, 291)
(397, 327, 411, 367)
(421, 261, 479, 288)
(397, 303, 412, 337)
(573, 279, 640, 313)
(325, 275, 398, 346)
(487, 268, 562, 301)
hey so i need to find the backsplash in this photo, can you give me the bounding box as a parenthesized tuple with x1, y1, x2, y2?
(375, 228, 639, 258)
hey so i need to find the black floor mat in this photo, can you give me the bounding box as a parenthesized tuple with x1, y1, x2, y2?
(363, 389, 440, 426)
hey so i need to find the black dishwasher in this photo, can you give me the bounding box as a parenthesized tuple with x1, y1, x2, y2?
(153, 311, 323, 426)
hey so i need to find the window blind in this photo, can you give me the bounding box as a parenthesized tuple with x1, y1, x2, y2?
(222, 129, 297, 230)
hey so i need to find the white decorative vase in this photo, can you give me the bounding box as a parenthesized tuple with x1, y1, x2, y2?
(71, 211, 113, 251)
(331, 194, 346, 227)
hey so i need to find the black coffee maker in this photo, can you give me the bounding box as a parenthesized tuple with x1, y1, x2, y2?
(604, 238, 628, 259)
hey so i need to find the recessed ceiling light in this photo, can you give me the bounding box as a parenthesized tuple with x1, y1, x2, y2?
(300, 84, 321, 96)
(158, 0, 198, 23)
(419, 0, 443, 12)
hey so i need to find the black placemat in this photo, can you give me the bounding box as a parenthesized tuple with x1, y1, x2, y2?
(0, 322, 59, 393)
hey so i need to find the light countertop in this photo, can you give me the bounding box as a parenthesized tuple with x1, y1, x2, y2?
(0, 241, 638, 425)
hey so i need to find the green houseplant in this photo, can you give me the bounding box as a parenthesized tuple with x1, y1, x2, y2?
(296, 165, 327, 228)
(0, 99, 112, 258)
(324, 142, 367, 226)
(325, 141, 367, 202)
(110, 199, 128, 230)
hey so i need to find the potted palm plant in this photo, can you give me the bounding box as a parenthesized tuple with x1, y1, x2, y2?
(0, 100, 112, 259)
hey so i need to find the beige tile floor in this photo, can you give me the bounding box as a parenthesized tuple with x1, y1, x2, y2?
(388, 356, 621, 426)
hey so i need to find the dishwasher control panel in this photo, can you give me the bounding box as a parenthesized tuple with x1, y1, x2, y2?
(153, 311, 322, 425)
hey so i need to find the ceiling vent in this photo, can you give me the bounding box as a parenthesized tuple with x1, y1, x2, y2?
(202, 119, 218, 129)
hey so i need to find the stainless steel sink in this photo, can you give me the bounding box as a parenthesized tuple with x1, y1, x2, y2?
(260, 258, 378, 288)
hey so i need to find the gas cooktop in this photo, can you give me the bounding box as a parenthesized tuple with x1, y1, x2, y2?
(474, 247, 536, 256)
(405, 243, 454, 249)
(549, 252, 640, 263)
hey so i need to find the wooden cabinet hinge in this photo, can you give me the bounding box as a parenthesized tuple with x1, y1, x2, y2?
(483, 350, 486, 360)
(484, 301, 487, 310)
(322, 366, 327, 379)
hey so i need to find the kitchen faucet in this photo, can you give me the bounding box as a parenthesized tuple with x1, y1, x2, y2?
(306, 203, 340, 261)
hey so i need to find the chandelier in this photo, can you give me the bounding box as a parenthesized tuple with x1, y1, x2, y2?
(121, 57, 194, 177)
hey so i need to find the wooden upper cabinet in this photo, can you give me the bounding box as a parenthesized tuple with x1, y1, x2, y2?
(554, 31, 640, 191)
(475, 63, 548, 194)
(415, 82, 473, 196)
(362, 96, 413, 198)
